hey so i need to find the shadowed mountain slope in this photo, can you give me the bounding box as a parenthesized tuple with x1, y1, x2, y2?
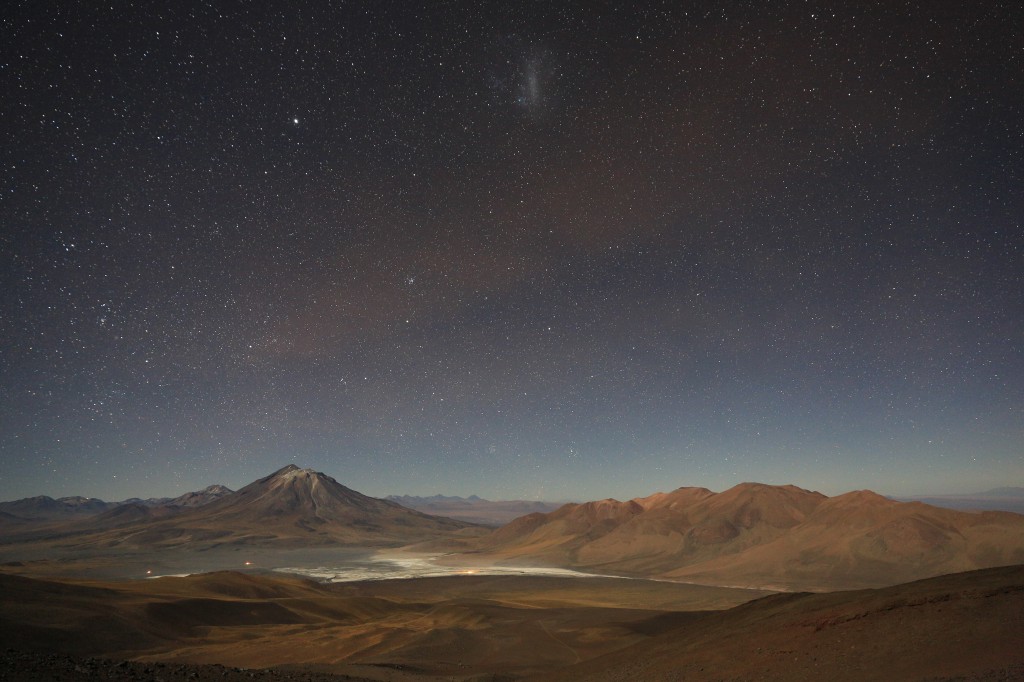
(527, 563, 1024, 682)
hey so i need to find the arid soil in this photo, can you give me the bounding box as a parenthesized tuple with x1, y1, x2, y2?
(1, 564, 1022, 681)
(0, 568, 763, 681)
(529, 564, 1024, 682)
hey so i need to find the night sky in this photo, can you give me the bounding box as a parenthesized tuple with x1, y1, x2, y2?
(2, 1, 1021, 504)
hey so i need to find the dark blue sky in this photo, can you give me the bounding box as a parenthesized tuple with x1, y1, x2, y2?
(2, 1, 1021, 502)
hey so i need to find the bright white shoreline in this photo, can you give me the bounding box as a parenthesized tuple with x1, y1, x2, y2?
(272, 550, 613, 583)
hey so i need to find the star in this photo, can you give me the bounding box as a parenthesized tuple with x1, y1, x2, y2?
(1, 2, 1019, 503)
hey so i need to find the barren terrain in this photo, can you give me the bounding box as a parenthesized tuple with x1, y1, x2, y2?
(0, 564, 1021, 680)
(0, 567, 764, 681)
(472, 483, 1024, 590)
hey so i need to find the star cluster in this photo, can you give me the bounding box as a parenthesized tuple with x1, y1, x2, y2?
(1, 1, 1021, 501)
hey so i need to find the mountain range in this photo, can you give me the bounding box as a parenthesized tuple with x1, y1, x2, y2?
(895, 486, 1024, 514)
(470, 482, 1024, 590)
(2, 467, 1023, 591)
(0, 484, 233, 522)
(385, 493, 562, 525)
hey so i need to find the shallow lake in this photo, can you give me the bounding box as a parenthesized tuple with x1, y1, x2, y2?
(274, 551, 610, 582)
(139, 547, 609, 582)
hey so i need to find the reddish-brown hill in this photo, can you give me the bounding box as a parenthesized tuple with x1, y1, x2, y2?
(478, 483, 1024, 589)
(481, 498, 645, 564)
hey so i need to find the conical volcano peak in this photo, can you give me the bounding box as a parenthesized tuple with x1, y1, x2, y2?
(278, 466, 315, 478)
(264, 464, 333, 483)
(261, 466, 348, 495)
(133, 465, 476, 547)
(238, 465, 344, 498)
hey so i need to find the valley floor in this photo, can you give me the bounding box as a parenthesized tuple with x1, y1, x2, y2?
(1, 560, 1023, 681)
(0, 564, 763, 681)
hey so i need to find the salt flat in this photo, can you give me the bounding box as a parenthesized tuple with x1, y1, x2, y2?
(275, 549, 632, 582)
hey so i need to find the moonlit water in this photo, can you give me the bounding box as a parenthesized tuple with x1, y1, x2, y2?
(274, 553, 607, 582)
(131, 548, 622, 582)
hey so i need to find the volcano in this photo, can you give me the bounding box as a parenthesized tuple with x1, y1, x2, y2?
(71, 465, 480, 549)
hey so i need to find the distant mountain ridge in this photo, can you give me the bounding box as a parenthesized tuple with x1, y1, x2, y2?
(0, 495, 115, 520)
(386, 494, 562, 525)
(982, 486, 1024, 497)
(475, 482, 1024, 590)
(388, 494, 484, 504)
(0, 484, 234, 522)
(893, 486, 1024, 514)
